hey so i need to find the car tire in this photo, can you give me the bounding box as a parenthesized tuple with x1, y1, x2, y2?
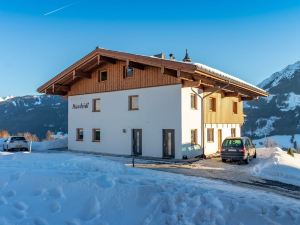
(244, 155, 250, 164)
(253, 151, 257, 159)
(222, 159, 226, 163)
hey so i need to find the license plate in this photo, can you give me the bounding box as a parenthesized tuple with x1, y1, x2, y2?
(228, 149, 236, 152)
(16, 145, 22, 148)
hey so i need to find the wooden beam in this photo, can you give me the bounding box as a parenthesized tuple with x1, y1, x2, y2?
(72, 70, 91, 79)
(100, 55, 117, 64)
(53, 84, 70, 92)
(163, 68, 177, 77)
(241, 96, 258, 101)
(182, 80, 202, 88)
(128, 61, 146, 70)
(161, 66, 165, 74)
(224, 92, 240, 97)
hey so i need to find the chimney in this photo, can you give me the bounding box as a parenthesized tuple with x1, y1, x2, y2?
(153, 52, 166, 59)
(182, 49, 192, 62)
(169, 53, 175, 60)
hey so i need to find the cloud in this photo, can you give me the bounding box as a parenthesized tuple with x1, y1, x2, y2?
(43, 2, 79, 16)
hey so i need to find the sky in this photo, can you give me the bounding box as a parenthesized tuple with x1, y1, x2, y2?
(0, 0, 300, 96)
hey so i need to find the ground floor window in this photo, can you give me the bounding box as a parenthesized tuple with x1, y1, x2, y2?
(207, 128, 214, 142)
(231, 128, 236, 137)
(191, 129, 198, 145)
(92, 129, 101, 142)
(76, 128, 84, 141)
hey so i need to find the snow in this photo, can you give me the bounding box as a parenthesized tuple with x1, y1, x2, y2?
(193, 62, 266, 94)
(259, 61, 300, 90)
(0, 96, 14, 102)
(0, 151, 299, 225)
(252, 147, 300, 186)
(279, 92, 300, 111)
(252, 116, 280, 137)
(253, 135, 300, 149)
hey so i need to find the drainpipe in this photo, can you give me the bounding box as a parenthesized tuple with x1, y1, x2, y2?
(191, 82, 230, 158)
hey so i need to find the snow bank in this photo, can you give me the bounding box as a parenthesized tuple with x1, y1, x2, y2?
(0, 152, 299, 225)
(31, 137, 68, 151)
(254, 135, 300, 148)
(252, 147, 300, 186)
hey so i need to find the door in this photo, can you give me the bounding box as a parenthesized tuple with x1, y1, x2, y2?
(163, 129, 175, 158)
(218, 129, 222, 152)
(132, 129, 142, 156)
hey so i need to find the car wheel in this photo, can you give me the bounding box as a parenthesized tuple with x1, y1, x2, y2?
(253, 150, 257, 159)
(244, 155, 250, 164)
(222, 159, 226, 163)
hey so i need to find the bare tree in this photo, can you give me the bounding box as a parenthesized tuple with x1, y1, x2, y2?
(24, 132, 39, 142)
(0, 130, 10, 138)
(45, 130, 54, 141)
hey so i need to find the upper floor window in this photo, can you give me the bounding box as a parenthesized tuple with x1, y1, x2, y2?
(231, 128, 236, 137)
(92, 98, 101, 112)
(98, 71, 108, 82)
(191, 94, 197, 110)
(191, 129, 198, 145)
(233, 101, 238, 114)
(129, 95, 139, 110)
(208, 97, 216, 112)
(123, 66, 134, 78)
(92, 129, 101, 142)
(76, 128, 84, 141)
(207, 128, 214, 142)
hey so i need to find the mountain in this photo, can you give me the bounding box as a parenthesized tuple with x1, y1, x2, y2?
(0, 95, 67, 139)
(243, 61, 300, 139)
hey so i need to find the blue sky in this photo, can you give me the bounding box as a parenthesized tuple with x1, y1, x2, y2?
(0, 0, 300, 96)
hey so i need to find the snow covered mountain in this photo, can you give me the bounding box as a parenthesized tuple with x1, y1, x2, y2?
(0, 95, 67, 139)
(244, 61, 300, 138)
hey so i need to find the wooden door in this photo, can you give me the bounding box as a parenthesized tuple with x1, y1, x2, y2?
(218, 129, 222, 152)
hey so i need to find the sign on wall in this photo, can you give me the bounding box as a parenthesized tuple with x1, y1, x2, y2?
(72, 103, 89, 109)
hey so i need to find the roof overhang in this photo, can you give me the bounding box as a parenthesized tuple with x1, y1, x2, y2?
(37, 47, 268, 99)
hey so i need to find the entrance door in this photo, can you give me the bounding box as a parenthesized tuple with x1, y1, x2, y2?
(218, 129, 222, 152)
(163, 129, 175, 158)
(132, 129, 142, 156)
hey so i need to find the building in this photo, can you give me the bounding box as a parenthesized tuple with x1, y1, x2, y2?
(37, 48, 268, 159)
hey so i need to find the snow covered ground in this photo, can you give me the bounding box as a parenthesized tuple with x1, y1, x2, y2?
(253, 135, 300, 149)
(252, 147, 300, 187)
(0, 151, 299, 225)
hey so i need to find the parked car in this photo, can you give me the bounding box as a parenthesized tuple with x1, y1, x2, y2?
(221, 137, 256, 164)
(2, 136, 29, 152)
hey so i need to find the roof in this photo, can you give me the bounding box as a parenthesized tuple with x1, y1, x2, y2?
(37, 47, 268, 98)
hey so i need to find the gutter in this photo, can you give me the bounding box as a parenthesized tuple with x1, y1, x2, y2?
(191, 81, 230, 158)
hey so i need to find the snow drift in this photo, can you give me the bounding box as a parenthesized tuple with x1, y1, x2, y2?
(252, 147, 300, 186)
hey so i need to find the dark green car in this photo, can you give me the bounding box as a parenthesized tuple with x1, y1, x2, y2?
(221, 137, 256, 164)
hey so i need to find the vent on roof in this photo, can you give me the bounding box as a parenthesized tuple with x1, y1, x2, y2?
(153, 53, 165, 59)
(169, 53, 175, 60)
(182, 49, 192, 62)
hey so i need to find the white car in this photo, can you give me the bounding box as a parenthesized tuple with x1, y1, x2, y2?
(3, 136, 29, 152)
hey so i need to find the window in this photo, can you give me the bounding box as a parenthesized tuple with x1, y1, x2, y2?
(233, 101, 238, 114)
(92, 129, 101, 142)
(92, 98, 101, 112)
(191, 129, 198, 145)
(129, 95, 139, 110)
(98, 71, 108, 82)
(231, 128, 236, 137)
(208, 97, 216, 112)
(207, 128, 214, 142)
(123, 66, 134, 78)
(191, 94, 197, 110)
(76, 128, 83, 141)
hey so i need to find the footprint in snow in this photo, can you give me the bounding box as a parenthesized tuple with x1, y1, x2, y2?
(48, 187, 65, 199)
(0, 196, 8, 205)
(10, 172, 24, 181)
(80, 196, 101, 221)
(33, 188, 47, 197)
(12, 209, 26, 220)
(65, 219, 81, 225)
(33, 217, 49, 225)
(0, 181, 8, 190)
(5, 190, 16, 198)
(49, 201, 61, 213)
(13, 201, 28, 211)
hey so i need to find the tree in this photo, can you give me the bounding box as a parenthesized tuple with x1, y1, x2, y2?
(0, 130, 10, 138)
(24, 132, 39, 142)
(290, 134, 295, 144)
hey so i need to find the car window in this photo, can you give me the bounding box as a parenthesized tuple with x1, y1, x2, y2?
(222, 139, 243, 148)
(11, 137, 26, 141)
(245, 139, 250, 147)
